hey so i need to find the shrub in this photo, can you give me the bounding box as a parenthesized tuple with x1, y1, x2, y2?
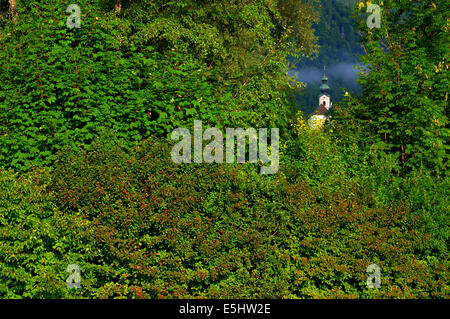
(44, 136, 450, 298)
(0, 130, 447, 299)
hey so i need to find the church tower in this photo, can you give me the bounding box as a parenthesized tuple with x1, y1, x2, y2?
(309, 66, 332, 129)
(319, 67, 331, 110)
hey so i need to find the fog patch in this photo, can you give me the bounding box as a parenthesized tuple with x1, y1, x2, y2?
(290, 62, 364, 86)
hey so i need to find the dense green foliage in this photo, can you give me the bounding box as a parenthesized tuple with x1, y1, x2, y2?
(0, 0, 318, 171)
(0, 0, 448, 299)
(0, 131, 448, 298)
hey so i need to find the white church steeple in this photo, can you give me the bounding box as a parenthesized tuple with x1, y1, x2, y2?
(319, 66, 331, 110)
(308, 66, 332, 129)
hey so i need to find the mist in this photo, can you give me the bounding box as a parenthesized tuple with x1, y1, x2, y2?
(290, 62, 364, 87)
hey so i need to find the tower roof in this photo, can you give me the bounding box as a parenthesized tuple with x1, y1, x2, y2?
(320, 83, 330, 94)
(313, 103, 329, 116)
(320, 66, 330, 95)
